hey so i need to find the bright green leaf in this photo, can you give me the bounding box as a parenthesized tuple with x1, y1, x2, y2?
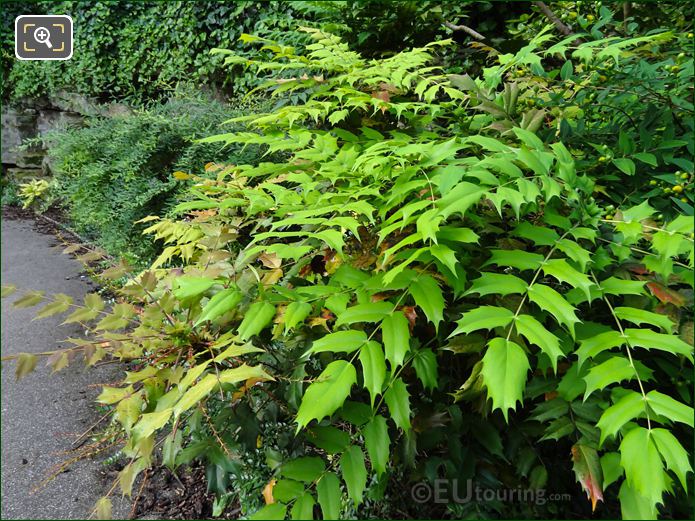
(480, 338, 530, 421)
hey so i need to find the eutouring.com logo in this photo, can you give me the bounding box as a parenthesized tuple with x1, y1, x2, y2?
(411, 479, 573, 506)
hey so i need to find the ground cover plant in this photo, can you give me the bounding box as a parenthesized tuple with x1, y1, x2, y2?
(2, 2, 693, 520)
(28, 92, 272, 265)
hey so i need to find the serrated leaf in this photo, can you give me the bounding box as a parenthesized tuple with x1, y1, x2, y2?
(281, 456, 325, 482)
(363, 415, 389, 477)
(576, 330, 625, 369)
(335, 301, 392, 326)
(307, 426, 350, 454)
(450, 306, 514, 336)
(13, 290, 44, 308)
(485, 249, 544, 271)
(619, 426, 666, 508)
(15, 352, 37, 380)
(621, 200, 655, 223)
(651, 428, 692, 490)
(95, 303, 134, 330)
(384, 377, 411, 431)
(599, 277, 646, 296)
(194, 287, 243, 327)
(515, 314, 564, 372)
(237, 301, 276, 340)
(172, 276, 215, 302)
(541, 259, 594, 300)
(359, 341, 386, 406)
(340, 445, 367, 506)
(97, 385, 133, 405)
(596, 391, 644, 444)
(528, 284, 580, 337)
(409, 275, 444, 330)
(464, 273, 528, 297)
(531, 398, 569, 423)
(540, 417, 575, 441)
(481, 338, 530, 421)
(296, 361, 356, 430)
(614, 307, 673, 333)
(132, 408, 173, 440)
(652, 231, 686, 260)
(284, 301, 313, 333)
(646, 390, 694, 427)
(213, 342, 264, 362)
(618, 480, 658, 520)
(412, 349, 438, 391)
(174, 374, 218, 416)
(34, 293, 73, 319)
(513, 222, 559, 246)
(436, 226, 479, 243)
(572, 444, 604, 511)
(556, 239, 592, 271)
(381, 311, 410, 369)
(63, 293, 105, 324)
(316, 472, 341, 520)
(583, 357, 636, 400)
(218, 363, 273, 384)
(625, 328, 693, 360)
(429, 243, 459, 274)
(309, 330, 367, 355)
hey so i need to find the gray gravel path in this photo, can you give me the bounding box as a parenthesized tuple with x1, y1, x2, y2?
(1, 217, 130, 520)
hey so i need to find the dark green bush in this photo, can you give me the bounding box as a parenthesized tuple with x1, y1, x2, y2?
(45, 92, 270, 264)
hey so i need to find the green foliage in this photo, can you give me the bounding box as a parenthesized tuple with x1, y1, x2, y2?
(43, 92, 270, 264)
(3, 5, 694, 520)
(18, 179, 52, 209)
(500, 3, 694, 215)
(0, 178, 22, 207)
(2, 1, 319, 103)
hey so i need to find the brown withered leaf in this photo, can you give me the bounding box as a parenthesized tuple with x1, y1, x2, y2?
(259, 252, 282, 269)
(188, 209, 217, 221)
(371, 90, 390, 113)
(379, 82, 400, 93)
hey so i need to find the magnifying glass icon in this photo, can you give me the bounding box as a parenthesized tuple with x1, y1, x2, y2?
(34, 26, 53, 49)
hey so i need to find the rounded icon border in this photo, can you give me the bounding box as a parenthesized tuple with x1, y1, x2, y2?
(15, 14, 73, 61)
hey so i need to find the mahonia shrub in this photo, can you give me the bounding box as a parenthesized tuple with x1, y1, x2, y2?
(3, 27, 693, 519)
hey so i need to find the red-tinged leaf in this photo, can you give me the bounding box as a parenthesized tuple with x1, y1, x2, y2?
(626, 263, 650, 275)
(646, 282, 686, 307)
(401, 306, 417, 332)
(571, 444, 604, 511)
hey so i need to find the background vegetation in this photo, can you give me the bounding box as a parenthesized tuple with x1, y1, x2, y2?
(2, 2, 694, 520)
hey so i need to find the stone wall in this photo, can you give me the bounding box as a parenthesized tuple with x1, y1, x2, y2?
(1, 92, 130, 183)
